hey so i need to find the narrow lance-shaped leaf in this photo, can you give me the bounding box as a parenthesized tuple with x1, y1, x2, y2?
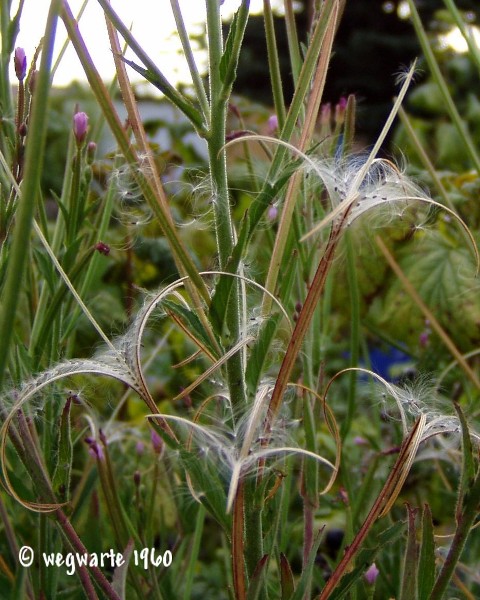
(119, 56, 204, 130)
(327, 521, 405, 600)
(246, 555, 268, 600)
(51, 396, 73, 502)
(417, 504, 435, 600)
(400, 504, 418, 600)
(219, 0, 250, 93)
(454, 401, 476, 522)
(280, 553, 295, 600)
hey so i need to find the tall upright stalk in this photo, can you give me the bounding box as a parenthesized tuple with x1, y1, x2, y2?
(205, 0, 248, 410)
(0, 0, 61, 388)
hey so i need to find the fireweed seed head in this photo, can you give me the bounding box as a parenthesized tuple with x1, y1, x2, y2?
(300, 154, 432, 239)
(109, 157, 153, 226)
(73, 111, 89, 146)
(14, 47, 27, 81)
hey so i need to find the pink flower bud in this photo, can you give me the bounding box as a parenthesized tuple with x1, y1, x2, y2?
(28, 70, 38, 94)
(14, 47, 27, 81)
(87, 441, 105, 461)
(353, 436, 368, 446)
(267, 115, 278, 135)
(335, 96, 348, 125)
(364, 563, 379, 585)
(73, 111, 89, 145)
(95, 241, 110, 256)
(320, 102, 332, 126)
(267, 205, 278, 221)
(86, 141, 97, 164)
(151, 429, 164, 455)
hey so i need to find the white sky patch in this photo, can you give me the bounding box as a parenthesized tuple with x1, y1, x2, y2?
(438, 25, 480, 54)
(9, 0, 284, 88)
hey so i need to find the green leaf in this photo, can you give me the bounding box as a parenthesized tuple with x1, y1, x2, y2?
(379, 231, 479, 349)
(119, 56, 204, 130)
(290, 529, 325, 600)
(454, 401, 476, 521)
(219, 0, 250, 92)
(33, 247, 56, 293)
(161, 297, 219, 360)
(111, 539, 134, 600)
(400, 504, 418, 600)
(51, 396, 73, 502)
(327, 521, 405, 600)
(280, 553, 295, 600)
(215, 163, 299, 315)
(178, 448, 230, 530)
(418, 504, 435, 600)
(246, 555, 269, 600)
(209, 211, 250, 335)
(245, 313, 282, 395)
(219, 6, 239, 84)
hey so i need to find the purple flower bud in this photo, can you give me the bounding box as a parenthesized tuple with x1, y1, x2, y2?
(14, 47, 27, 81)
(99, 429, 107, 445)
(136, 441, 145, 456)
(320, 102, 332, 126)
(86, 141, 97, 164)
(229, 102, 241, 120)
(267, 114, 278, 135)
(353, 436, 368, 446)
(73, 111, 89, 145)
(335, 96, 347, 125)
(267, 205, 278, 221)
(133, 470, 141, 486)
(95, 241, 110, 256)
(151, 429, 164, 455)
(88, 441, 104, 461)
(419, 331, 430, 348)
(28, 70, 38, 94)
(364, 563, 379, 585)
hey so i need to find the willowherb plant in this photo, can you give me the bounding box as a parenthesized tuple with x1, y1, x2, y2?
(0, 1, 479, 599)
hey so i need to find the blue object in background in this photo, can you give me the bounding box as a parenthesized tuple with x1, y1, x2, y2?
(368, 345, 414, 382)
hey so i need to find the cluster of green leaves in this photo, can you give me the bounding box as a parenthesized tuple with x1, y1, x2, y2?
(0, 1, 479, 599)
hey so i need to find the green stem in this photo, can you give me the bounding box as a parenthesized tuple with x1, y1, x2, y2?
(0, 0, 61, 389)
(263, 0, 286, 129)
(182, 505, 206, 600)
(283, 0, 302, 86)
(429, 465, 480, 599)
(205, 0, 247, 411)
(407, 0, 480, 173)
(170, 0, 210, 120)
(206, 0, 234, 267)
(61, 1, 210, 304)
(66, 145, 83, 246)
(340, 232, 360, 439)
